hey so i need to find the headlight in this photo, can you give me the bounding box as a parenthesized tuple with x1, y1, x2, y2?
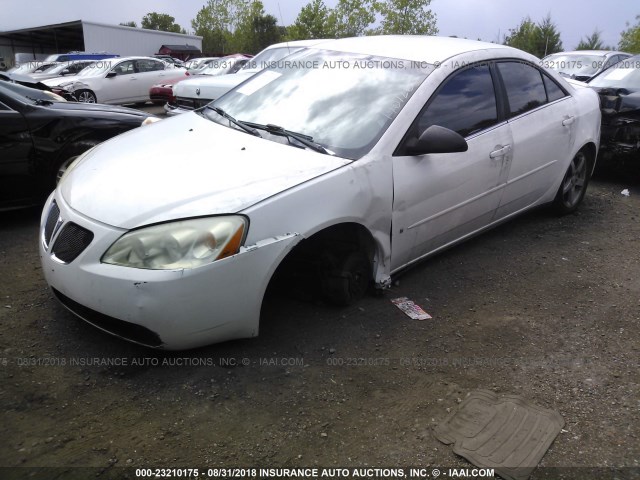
(102, 216, 247, 270)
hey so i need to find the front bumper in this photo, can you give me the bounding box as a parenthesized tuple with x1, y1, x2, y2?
(39, 193, 298, 350)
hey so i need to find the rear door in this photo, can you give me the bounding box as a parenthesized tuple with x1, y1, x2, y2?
(493, 61, 576, 219)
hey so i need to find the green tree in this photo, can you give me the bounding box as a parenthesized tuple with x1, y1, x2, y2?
(328, 0, 375, 37)
(287, 0, 333, 40)
(119, 21, 137, 28)
(191, 0, 247, 53)
(232, 1, 281, 53)
(576, 29, 609, 50)
(141, 12, 186, 34)
(619, 15, 640, 53)
(372, 0, 438, 35)
(504, 14, 562, 57)
(503, 17, 537, 53)
(534, 14, 562, 57)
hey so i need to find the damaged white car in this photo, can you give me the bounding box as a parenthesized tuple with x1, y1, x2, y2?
(40, 36, 601, 349)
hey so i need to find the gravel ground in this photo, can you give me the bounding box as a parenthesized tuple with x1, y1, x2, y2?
(0, 174, 639, 480)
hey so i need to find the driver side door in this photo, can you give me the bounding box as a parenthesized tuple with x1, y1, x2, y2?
(391, 63, 513, 270)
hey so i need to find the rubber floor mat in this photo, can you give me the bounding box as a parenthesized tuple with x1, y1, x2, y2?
(434, 389, 564, 480)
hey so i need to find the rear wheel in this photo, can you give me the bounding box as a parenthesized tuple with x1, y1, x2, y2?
(553, 149, 591, 215)
(75, 89, 96, 103)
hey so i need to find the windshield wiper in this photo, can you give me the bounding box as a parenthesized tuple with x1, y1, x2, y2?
(243, 122, 332, 155)
(206, 106, 260, 137)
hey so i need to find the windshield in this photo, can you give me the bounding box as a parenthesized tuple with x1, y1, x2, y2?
(240, 46, 307, 74)
(589, 57, 640, 90)
(208, 49, 432, 159)
(76, 60, 115, 77)
(542, 54, 606, 77)
(196, 58, 243, 76)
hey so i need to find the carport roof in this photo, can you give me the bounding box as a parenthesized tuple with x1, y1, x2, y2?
(0, 20, 85, 53)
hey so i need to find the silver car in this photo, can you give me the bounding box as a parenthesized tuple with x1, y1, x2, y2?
(40, 36, 601, 349)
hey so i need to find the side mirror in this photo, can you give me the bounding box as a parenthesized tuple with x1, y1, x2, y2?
(61, 69, 71, 76)
(405, 125, 468, 156)
(106, 71, 117, 78)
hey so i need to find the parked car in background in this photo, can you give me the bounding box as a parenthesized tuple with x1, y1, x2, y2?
(587, 55, 640, 166)
(190, 54, 251, 76)
(30, 60, 96, 80)
(541, 50, 631, 82)
(0, 81, 156, 211)
(0, 71, 76, 101)
(153, 55, 184, 68)
(150, 55, 251, 106)
(167, 39, 329, 115)
(39, 36, 600, 349)
(185, 57, 219, 71)
(8, 61, 59, 75)
(43, 57, 189, 104)
(44, 52, 119, 62)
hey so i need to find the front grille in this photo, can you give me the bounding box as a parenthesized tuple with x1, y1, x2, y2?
(44, 201, 60, 247)
(52, 288, 163, 347)
(176, 97, 211, 110)
(51, 222, 94, 263)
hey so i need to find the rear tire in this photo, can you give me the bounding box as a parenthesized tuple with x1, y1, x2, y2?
(553, 149, 591, 215)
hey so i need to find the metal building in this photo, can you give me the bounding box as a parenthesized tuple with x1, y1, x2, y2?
(0, 20, 202, 67)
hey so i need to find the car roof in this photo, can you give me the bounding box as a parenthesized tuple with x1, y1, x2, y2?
(264, 39, 331, 50)
(545, 50, 630, 57)
(306, 35, 523, 64)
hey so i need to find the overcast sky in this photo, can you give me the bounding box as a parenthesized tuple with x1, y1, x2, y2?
(0, 0, 637, 52)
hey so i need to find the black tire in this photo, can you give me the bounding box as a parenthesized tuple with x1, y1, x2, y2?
(75, 89, 97, 103)
(321, 251, 372, 306)
(553, 149, 591, 215)
(53, 140, 99, 187)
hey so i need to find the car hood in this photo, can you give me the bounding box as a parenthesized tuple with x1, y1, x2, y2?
(43, 76, 90, 87)
(48, 101, 150, 117)
(61, 112, 351, 229)
(173, 72, 254, 100)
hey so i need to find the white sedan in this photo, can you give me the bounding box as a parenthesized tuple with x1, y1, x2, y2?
(166, 39, 328, 115)
(40, 36, 600, 349)
(44, 56, 189, 104)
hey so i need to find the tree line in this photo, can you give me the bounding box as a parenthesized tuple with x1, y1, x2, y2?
(121, 3, 640, 56)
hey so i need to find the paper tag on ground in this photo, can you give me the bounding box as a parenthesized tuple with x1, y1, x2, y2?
(391, 297, 432, 320)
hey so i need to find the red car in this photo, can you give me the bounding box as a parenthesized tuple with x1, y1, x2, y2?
(149, 76, 185, 105)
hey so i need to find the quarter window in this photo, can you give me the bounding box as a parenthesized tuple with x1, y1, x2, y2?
(497, 62, 547, 117)
(542, 74, 566, 102)
(416, 64, 498, 138)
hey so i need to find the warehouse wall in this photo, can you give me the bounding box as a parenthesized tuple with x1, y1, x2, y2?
(82, 22, 202, 57)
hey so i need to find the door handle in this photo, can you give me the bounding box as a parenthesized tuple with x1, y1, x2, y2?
(562, 116, 575, 126)
(489, 145, 511, 159)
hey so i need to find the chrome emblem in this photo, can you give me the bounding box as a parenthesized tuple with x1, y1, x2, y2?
(196, 88, 200, 96)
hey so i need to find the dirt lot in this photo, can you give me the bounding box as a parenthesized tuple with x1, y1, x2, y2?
(1, 173, 639, 479)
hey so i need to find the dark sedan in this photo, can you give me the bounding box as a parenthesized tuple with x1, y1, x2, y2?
(587, 55, 640, 167)
(0, 81, 156, 211)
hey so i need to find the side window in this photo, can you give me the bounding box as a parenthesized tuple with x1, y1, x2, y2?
(112, 60, 135, 75)
(0, 101, 11, 111)
(497, 62, 547, 117)
(416, 64, 498, 138)
(137, 59, 165, 72)
(542, 74, 566, 102)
